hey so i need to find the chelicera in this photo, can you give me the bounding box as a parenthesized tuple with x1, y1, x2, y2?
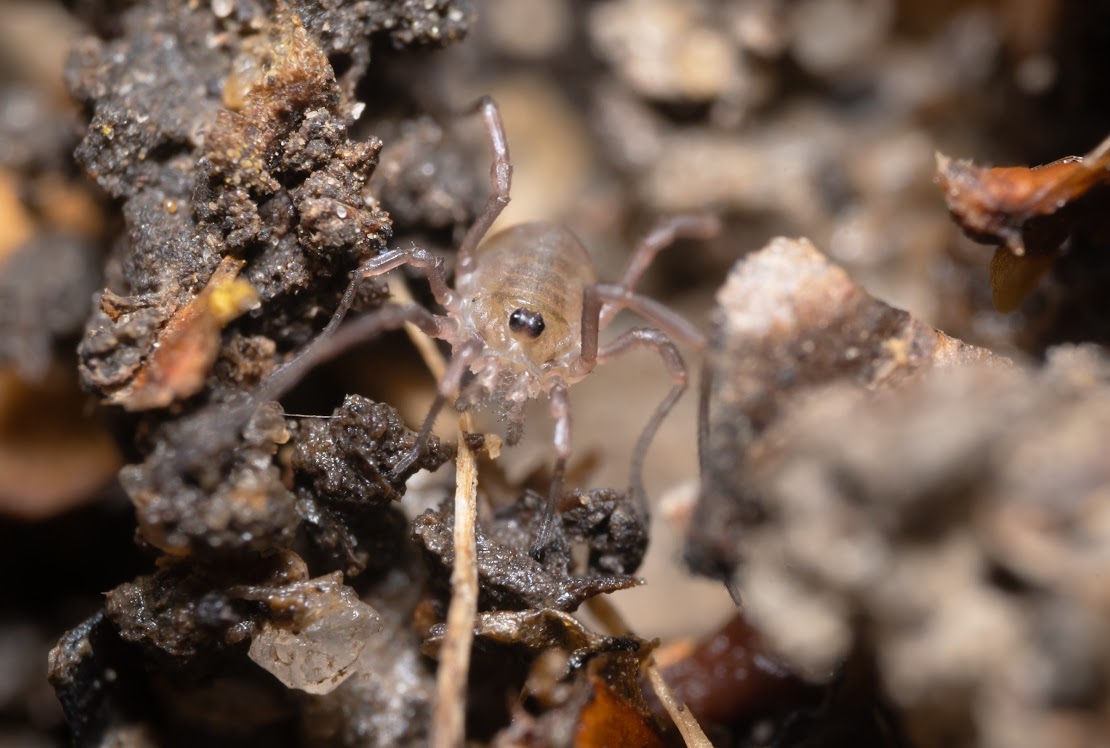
(269, 97, 718, 548)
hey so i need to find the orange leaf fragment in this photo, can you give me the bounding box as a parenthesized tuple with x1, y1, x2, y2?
(107, 255, 259, 411)
(575, 674, 665, 748)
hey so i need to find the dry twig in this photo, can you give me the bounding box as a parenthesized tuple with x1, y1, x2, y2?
(646, 659, 715, 748)
(431, 411, 479, 748)
(390, 278, 479, 748)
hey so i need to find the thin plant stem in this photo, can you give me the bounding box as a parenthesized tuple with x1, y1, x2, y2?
(388, 277, 479, 748)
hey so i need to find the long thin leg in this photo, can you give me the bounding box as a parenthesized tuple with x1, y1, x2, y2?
(596, 328, 688, 518)
(255, 304, 444, 407)
(173, 304, 446, 474)
(389, 337, 485, 479)
(571, 282, 705, 379)
(330, 247, 456, 341)
(532, 381, 571, 558)
(168, 305, 443, 474)
(455, 97, 512, 278)
(697, 352, 712, 483)
(602, 214, 720, 327)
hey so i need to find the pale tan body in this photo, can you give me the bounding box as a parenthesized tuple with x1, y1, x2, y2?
(460, 222, 596, 396)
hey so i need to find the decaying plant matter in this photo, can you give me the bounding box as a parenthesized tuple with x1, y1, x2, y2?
(1, 0, 1108, 746)
(44, 1, 685, 745)
(937, 135, 1110, 312)
(693, 238, 1110, 748)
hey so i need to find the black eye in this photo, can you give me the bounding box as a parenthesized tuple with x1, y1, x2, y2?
(508, 307, 545, 338)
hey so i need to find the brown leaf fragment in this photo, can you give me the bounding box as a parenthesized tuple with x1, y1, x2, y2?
(426, 608, 650, 661)
(936, 135, 1110, 311)
(935, 135, 1110, 255)
(106, 255, 258, 411)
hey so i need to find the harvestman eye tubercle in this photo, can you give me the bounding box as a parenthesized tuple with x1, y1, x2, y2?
(257, 96, 719, 554)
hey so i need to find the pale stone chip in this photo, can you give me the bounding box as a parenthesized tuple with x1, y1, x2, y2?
(248, 572, 382, 695)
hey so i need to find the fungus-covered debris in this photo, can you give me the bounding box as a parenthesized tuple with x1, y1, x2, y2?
(687, 229, 1110, 748)
(726, 345, 1110, 748)
(292, 395, 454, 507)
(70, 2, 395, 405)
(120, 400, 297, 556)
(290, 395, 453, 575)
(690, 236, 997, 579)
(936, 134, 1110, 312)
(414, 489, 646, 613)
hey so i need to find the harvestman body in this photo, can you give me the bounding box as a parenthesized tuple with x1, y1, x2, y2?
(263, 97, 718, 551)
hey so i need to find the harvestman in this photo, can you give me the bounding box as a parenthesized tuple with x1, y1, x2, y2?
(262, 97, 718, 551)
